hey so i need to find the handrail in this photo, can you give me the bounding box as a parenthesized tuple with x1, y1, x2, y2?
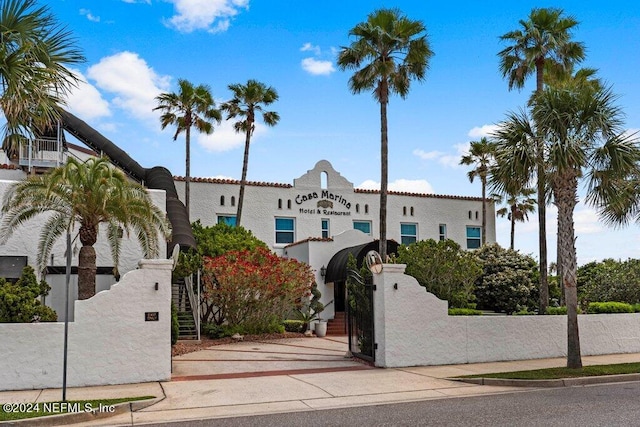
(183, 274, 200, 340)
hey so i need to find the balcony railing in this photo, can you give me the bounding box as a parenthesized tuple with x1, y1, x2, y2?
(19, 137, 67, 169)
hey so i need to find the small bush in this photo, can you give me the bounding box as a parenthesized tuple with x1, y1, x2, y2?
(448, 308, 482, 316)
(513, 308, 536, 315)
(633, 303, 640, 313)
(587, 301, 634, 314)
(283, 319, 305, 333)
(202, 322, 226, 339)
(545, 306, 567, 315)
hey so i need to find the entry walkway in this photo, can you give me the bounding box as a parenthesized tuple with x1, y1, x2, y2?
(2, 338, 640, 426)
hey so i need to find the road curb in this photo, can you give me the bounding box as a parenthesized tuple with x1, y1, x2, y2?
(1, 397, 160, 427)
(449, 373, 640, 388)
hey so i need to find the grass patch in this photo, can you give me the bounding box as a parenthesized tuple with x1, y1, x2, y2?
(0, 396, 154, 421)
(460, 362, 640, 380)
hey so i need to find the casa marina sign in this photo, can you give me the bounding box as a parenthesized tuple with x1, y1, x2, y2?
(296, 190, 352, 216)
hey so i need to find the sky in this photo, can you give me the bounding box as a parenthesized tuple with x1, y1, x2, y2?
(37, 0, 640, 266)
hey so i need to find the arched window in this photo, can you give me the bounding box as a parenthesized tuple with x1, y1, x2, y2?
(287, 199, 292, 209)
(403, 206, 407, 216)
(365, 204, 369, 214)
(321, 171, 328, 189)
(278, 199, 282, 209)
(231, 196, 236, 206)
(356, 204, 360, 213)
(468, 210, 472, 219)
(220, 195, 225, 206)
(475, 211, 479, 220)
(410, 207, 414, 216)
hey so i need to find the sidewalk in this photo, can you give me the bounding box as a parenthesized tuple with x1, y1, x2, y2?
(2, 337, 640, 426)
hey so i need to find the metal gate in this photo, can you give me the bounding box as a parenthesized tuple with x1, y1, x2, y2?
(346, 269, 375, 362)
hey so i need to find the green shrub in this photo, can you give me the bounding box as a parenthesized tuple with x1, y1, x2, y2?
(513, 308, 536, 315)
(396, 239, 482, 308)
(283, 319, 306, 333)
(0, 266, 57, 322)
(586, 301, 634, 314)
(171, 302, 179, 345)
(202, 322, 226, 339)
(473, 244, 539, 314)
(633, 303, 640, 313)
(578, 258, 640, 304)
(448, 308, 482, 316)
(545, 306, 567, 315)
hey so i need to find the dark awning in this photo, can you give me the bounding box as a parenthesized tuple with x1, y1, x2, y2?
(324, 240, 399, 284)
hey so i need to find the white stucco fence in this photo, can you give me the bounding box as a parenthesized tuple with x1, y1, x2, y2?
(0, 259, 172, 391)
(374, 264, 640, 368)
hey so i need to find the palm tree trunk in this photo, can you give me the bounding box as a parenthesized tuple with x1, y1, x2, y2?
(185, 125, 191, 220)
(77, 224, 98, 300)
(510, 206, 516, 250)
(535, 58, 549, 314)
(481, 178, 486, 245)
(379, 84, 389, 261)
(236, 127, 252, 226)
(555, 175, 581, 369)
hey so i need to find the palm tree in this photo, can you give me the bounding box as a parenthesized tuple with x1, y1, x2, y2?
(154, 79, 221, 219)
(533, 81, 640, 368)
(0, 157, 171, 300)
(494, 187, 536, 250)
(498, 7, 585, 314)
(0, 0, 84, 158)
(338, 8, 433, 260)
(460, 137, 496, 246)
(221, 80, 279, 226)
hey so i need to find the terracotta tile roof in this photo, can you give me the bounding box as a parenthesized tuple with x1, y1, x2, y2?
(285, 237, 334, 248)
(175, 176, 293, 188)
(354, 188, 484, 202)
(0, 163, 18, 170)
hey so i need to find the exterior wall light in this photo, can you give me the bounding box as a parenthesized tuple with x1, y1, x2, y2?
(320, 265, 327, 277)
(365, 250, 384, 274)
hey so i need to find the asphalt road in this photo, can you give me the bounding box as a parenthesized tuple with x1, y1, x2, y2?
(146, 381, 640, 427)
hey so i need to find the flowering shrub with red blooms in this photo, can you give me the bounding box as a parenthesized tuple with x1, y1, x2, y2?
(202, 247, 315, 330)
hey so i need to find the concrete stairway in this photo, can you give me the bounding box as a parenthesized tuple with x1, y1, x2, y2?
(326, 311, 347, 336)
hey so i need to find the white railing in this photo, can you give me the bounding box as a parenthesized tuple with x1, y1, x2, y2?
(184, 272, 201, 340)
(19, 137, 66, 169)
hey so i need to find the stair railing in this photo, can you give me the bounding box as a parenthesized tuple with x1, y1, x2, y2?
(184, 273, 201, 340)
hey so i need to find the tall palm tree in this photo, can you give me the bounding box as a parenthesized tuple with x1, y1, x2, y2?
(154, 79, 221, 219)
(498, 7, 585, 313)
(0, 157, 171, 300)
(0, 0, 84, 157)
(533, 81, 640, 368)
(221, 80, 279, 226)
(494, 187, 536, 250)
(460, 137, 496, 246)
(338, 8, 433, 260)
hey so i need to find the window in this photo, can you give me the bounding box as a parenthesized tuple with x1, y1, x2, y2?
(220, 195, 225, 206)
(475, 211, 479, 220)
(353, 221, 371, 235)
(321, 218, 330, 238)
(218, 215, 237, 226)
(278, 199, 282, 209)
(365, 204, 369, 214)
(400, 223, 417, 245)
(321, 171, 328, 189)
(466, 226, 481, 249)
(356, 204, 360, 213)
(468, 210, 472, 219)
(439, 224, 447, 241)
(287, 199, 292, 209)
(403, 206, 407, 216)
(410, 207, 414, 216)
(275, 217, 295, 244)
(231, 196, 236, 207)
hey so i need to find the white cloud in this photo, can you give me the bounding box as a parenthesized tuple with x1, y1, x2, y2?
(468, 124, 499, 138)
(300, 43, 321, 56)
(63, 69, 111, 120)
(122, 0, 151, 3)
(414, 143, 468, 169)
(356, 179, 434, 194)
(80, 9, 100, 22)
(574, 207, 604, 235)
(301, 58, 335, 76)
(164, 0, 249, 33)
(87, 52, 171, 123)
(197, 119, 267, 152)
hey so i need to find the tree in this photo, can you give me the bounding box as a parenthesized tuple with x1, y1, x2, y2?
(460, 137, 496, 245)
(498, 7, 585, 313)
(220, 80, 279, 226)
(494, 187, 536, 250)
(0, 157, 171, 300)
(154, 79, 221, 219)
(0, 0, 84, 158)
(338, 8, 433, 261)
(532, 81, 640, 368)
(0, 266, 56, 322)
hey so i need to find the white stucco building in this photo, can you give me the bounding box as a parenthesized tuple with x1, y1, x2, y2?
(182, 159, 496, 320)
